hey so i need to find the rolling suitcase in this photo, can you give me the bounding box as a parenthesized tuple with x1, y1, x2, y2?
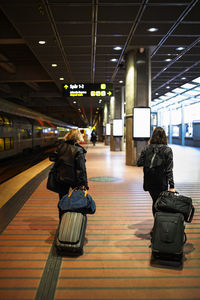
(56, 211, 87, 256)
(154, 191, 194, 223)
(151, 212, 186, 263)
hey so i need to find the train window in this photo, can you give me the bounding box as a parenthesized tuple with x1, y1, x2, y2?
(5, 137, 11, 150)
(20, 128, 32, 139)
(0, 116, 3, 126)
(10, 137, 14, 149)
(0, 138, 4, 151)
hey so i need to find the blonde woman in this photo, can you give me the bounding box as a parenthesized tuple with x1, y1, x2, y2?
(49, 129, 88, 203)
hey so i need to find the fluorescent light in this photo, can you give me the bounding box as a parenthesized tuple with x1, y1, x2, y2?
(166, 86, 170, 89)
(110, 58, 117, 62)
(59, 77, 64, 81)
(181, 77, 186, 80)
(176, 47, 185, 51)
(51, 63, 57, 67)
(119, 80, 123, 83)
(38, 40, 46, 45)
(147, 27, 158, 32)
(165, 58, 172, 62)
(113, 46, 122, 50)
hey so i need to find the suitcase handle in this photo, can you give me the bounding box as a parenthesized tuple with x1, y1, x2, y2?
(187, 205, 195, 223)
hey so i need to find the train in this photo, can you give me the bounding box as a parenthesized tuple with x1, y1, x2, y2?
(0, 111, 72, 160)
(0, 98, 72, 160)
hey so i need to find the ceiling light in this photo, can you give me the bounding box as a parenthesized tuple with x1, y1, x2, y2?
(147, 27, 158, 32)
(113, 46, 122, 50)
(181, 77, 186, 80)
(176, 47, 185, 51)
(39, 40, 46, 45)
(166, 86, 170, 89)
(110, 58, 117, 62)
(73, 101, 76, 104)
(119, 80, 123, 83)
(155, 93, 159, 95)
(165, 58, 172, 62)
(51, 63, 57, 67)
(59, 77, 64, 81)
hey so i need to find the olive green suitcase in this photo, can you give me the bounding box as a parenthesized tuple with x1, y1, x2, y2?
(56, 212, 87, 256)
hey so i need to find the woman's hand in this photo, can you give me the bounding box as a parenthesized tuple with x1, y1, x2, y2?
(169, 188, 176, 193)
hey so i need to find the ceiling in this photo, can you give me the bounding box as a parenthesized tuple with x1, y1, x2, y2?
(0, 0, 200, 127)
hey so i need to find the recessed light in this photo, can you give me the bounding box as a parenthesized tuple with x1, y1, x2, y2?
(147, 27, 158, 32)
(59, 77, 64, 80)
(176, 47, 185, 51)
(73, 101, 76, 104)
(113, 46, 122, 51)
(38, 41, 46, 45)
(51, 63, 57, 67)
(110, 58, 117, 62)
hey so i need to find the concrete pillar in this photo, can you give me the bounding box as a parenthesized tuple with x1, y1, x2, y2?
(110, 87, 124, 151)
(96, 110, 103, 142)
(125, 48, 151, 165)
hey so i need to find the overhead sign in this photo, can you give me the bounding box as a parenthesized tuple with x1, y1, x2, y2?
(63, 83, 113, 97)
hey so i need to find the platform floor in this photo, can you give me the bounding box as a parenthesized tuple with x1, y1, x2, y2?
(0, 143, 200, 300)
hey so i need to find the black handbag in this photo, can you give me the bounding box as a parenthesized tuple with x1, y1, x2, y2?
(46, 165, 60, 193)
(154, 191, 195, 223)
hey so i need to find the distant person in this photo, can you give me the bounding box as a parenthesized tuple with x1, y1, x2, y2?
(137, 126, 175, 216)
(90, 129, 97, 146)
(49, 129, 89, 203)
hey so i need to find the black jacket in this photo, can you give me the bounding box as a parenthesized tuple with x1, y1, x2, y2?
(137, 143, 174, 191)
(50, 140, 88, 189)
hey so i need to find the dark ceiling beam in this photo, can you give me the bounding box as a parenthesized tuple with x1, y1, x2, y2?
(0, 38, 25, 45)
(0, 83, 11, 94)
(0, 65, 52, 82)
(0, 53, 16, 74)
(25, 82, 40, 92)
(152, 59, 200, 94)
(152, 36, 200, 82)
(42, 0, 73, 81)
(29, 91, 61, 98)
(91, 0, 98, 83)
(110, 0, 149, 82)
(151, 0, 199, 58)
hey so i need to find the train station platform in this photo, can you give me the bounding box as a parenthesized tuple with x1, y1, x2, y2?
(0, 143, 200, 300)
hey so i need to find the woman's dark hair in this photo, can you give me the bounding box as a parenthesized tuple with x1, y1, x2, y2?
(150, 126, 168, 145)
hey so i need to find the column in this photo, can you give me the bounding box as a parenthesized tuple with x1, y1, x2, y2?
(125, 48, 151, 165)
(110, 87, 124, 151)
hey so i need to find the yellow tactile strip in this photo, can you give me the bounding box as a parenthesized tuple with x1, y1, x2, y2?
(0, 159, 52, 209)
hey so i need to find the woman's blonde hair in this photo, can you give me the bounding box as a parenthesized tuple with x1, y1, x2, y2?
(64, 129, 84, 142)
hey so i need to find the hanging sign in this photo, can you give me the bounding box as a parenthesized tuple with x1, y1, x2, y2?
(63, 83, 113, 97)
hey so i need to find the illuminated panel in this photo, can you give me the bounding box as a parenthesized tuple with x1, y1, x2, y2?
(63, 83, 113, 97)
(133, 107, 151, 139)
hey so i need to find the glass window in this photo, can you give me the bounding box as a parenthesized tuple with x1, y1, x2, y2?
(0, 138, 4, 151)
(172, 126, 180, 137)
(5, 137, 11, 150)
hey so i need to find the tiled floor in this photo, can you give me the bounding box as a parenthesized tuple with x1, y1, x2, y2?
(0, 143, 199, 300)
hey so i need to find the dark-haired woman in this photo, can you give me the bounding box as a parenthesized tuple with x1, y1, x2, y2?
(137, 126, 175, 216)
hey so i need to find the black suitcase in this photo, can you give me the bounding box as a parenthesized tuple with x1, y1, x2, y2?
(154, 191, 194, 223)
(56, 212, 87, 256)
(151, 212, 186, 262)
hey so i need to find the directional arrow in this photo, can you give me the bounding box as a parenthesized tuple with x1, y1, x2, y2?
(107, 91, 112, 96)
(64, 84, 69, 90)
